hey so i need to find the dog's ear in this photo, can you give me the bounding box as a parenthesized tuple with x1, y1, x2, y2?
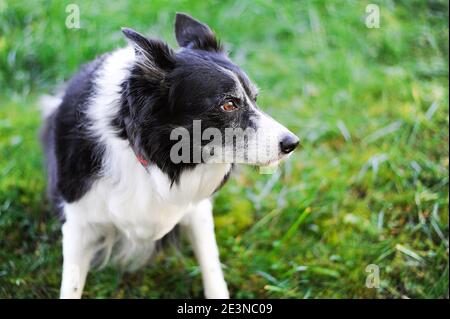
(122, 27, 175, 76)
(174, 13, 222, 52)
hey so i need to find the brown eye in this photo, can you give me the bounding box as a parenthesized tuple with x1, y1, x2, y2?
(221, 101, 238, 112)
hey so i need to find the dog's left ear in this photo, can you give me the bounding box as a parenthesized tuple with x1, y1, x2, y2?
(122, 27, 175, 76)
(174, 13, 222, 52)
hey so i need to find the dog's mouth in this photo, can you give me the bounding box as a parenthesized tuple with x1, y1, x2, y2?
(192, 133, 300, 166)
(256, 151, 293, 167)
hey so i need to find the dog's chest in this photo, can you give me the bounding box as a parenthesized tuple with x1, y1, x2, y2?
(83, 160, 231, 241)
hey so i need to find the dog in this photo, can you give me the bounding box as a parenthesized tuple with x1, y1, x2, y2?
(41, 13, 299, 299)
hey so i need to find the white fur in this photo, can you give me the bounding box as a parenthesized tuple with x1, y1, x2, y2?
(248, 107, 294, 165)
(201, 65, 295, 166)
(201, 95, 295, 166)
(180, 200, 229, 298)
(59, 47, 231, 298)
(39, 94, 62, 119)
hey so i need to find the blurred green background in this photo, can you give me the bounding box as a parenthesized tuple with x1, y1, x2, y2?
(0, 0, 448, 298)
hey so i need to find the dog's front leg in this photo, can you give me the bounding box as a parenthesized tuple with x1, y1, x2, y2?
(60, 217, 97, 299)
(180, 199, 229, 299)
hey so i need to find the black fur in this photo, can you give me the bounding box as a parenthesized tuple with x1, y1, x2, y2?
(42, 55, 108, 210)
(43, 13, 260, 210)
(115, 32, 258, 185)
(174, 13, 223, 52)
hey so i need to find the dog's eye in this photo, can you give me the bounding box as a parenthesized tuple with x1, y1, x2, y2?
(221, 101, 238, 112)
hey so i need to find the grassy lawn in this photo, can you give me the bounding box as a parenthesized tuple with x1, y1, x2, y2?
(0, 0, 448, 298)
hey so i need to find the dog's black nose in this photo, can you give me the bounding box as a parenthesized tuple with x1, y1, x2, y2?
(280, 134, 300, 154)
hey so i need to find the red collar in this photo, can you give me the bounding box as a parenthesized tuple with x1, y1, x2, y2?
(136, 154, 149, 166)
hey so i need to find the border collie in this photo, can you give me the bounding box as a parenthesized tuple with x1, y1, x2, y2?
(41, 13, 299, 299)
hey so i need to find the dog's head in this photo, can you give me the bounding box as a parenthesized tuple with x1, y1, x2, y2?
(121, 13, 299, 180)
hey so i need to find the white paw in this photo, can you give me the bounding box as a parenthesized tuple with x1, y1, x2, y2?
(204, 281, 230, 299)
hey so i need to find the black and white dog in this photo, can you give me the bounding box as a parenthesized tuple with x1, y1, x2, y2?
(41, 13, 299, 299)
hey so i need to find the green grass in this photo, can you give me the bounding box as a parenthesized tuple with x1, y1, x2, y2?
(0, 0, 448, 298)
